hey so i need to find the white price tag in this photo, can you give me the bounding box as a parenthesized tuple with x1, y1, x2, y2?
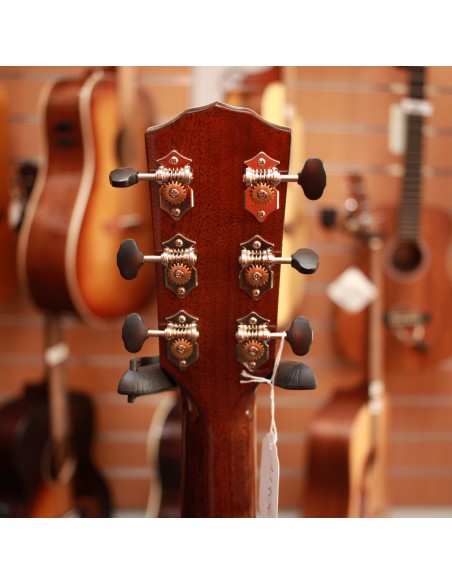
(327, 267, 378, 313)
(258, 431, 280, 518)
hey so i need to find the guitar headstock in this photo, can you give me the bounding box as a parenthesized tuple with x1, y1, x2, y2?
(110, 102, 326, 516)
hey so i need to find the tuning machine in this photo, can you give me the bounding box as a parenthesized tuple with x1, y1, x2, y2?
(239, 235, 319, 299)
(117, 234, 198, 297)
(243, 151, 326, 222)
(109, 149, 194, 220)
(236, 312, 313, 371)
(121, 310, 199, 370)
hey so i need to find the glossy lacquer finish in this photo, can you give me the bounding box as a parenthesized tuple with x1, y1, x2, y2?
(18, 70, 154, 324)
(145, 103, 290, 517)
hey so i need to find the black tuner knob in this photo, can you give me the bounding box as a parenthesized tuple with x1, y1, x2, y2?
(298, 157, 326, 200)
(110, 168, 139, 188)
(291, 248, 319, 275)
(272, 360, 317, 390)
(117, 239, 144, 280)
(285, 316, 313, 356)
(122, 313, 148, 353)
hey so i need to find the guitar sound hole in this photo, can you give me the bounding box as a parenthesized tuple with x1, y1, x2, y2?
(391, 241, 422, 272)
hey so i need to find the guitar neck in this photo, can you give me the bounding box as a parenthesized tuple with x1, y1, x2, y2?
(367, 236, 384, 393)
(399, 66, 425, 242)
(43, 314, 72, 473)
(180, 390, 258, 517)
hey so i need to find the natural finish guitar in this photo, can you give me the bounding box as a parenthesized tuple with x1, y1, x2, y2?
(111, 101, 326, 517)
(144, 393, 181, 518)
(17, 67, 155, 325)
(335, 66, 452, 370)
(304, 177, 388, 518)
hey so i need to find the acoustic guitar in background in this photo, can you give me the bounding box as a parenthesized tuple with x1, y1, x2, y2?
(304, 176, 388, 518)
(0, 83, 19, 305)
(0, 314, 111, 518)
(335, 66, 452, 371)
(1, 66, 154, 517)
(110, 101, 326, 517)
(17, 66, 155, 326)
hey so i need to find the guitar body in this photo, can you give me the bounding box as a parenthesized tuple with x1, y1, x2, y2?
(336, 67, 452, 370)
(0, 381, 111, 518)
(145, 395, 182, 518)
(304, 385, 388, 518)
(18, 69, 154, 324)
(335, 205, 452, 369)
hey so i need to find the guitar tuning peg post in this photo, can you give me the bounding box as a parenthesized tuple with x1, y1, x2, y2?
(122, 311, 199, 370)
(109, 149, 194, 220)
(117, 234, 198, 297)
(236, 312, 313, 371)
(243, 151, 326, 222)
(239, 235, 319, 299)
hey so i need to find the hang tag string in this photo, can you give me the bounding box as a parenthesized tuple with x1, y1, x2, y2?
(240, 335, 286, 442)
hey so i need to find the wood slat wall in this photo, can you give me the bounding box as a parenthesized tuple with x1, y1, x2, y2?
(0, 66, 451, 517)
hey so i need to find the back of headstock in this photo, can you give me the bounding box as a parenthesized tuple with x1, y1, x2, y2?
(110, 102, 326, 517)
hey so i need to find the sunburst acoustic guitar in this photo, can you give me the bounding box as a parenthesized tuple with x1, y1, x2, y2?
(17, 66, 155, 326)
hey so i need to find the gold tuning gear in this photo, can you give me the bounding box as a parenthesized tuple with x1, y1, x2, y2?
(239, 235, 319, 299)
(236, 312, 313, 371)
(109, 149, 194, 220)
(122, 311, 199, 370)
(243, 151, 326, 222)
(117, 233, 198, 297)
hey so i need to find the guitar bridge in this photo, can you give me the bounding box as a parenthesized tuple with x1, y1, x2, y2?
(384, 309, 430, 351)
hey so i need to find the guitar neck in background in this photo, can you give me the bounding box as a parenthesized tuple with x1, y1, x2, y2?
(399, 66, 425, 242)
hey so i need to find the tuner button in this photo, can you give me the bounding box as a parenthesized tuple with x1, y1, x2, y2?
(291, 248, 319, 275)
(109, 167, 139, 188)
(285, 316, 313, 356)
(298, 158, 326, 200)
(122, 313, 148, 353)
(272, 361, 317, 390)
(117, 239, 144, 280)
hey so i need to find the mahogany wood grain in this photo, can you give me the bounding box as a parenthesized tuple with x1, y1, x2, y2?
(144, 102, 291, 517)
